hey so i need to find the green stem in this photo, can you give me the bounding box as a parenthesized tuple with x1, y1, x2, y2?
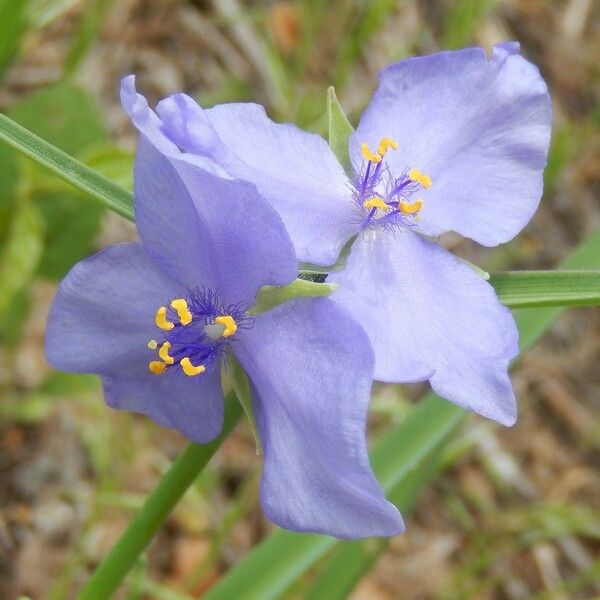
(78, 394, 243, 599)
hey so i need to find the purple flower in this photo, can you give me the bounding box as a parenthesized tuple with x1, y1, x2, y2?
(45, 100, 403, 538)
(122, 43, 551, 426)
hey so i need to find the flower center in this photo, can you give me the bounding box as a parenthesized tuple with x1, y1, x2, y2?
(147, 288, 252, 377)
(353, 137, 432, 230)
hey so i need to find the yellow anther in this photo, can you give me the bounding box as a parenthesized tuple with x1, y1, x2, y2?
(147, 339, 158, 350)
(180, 357, 206, 377)
(149, 360, 167, 375)
(170, 298, 192, 325)
(363, 197, 390, 211)
(155, 306, 174, 331)
(360, 143, 382, 163)
(159, 342, 174, 365)
(215, 315, 237, 337)
(408, 169, 432, 189)
(377, 137, 398, 156)
(399, 199, 424, 215)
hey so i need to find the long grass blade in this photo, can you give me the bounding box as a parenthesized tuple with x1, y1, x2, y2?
(491, 270, 600, 308)
(0, 113, 133, 220)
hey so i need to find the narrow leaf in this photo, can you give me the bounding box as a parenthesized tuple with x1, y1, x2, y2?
(327, 86, 354, 172)
(490, 270, 600, 308)
(0, 113, 133, 220)
(6, 84, 110, 279)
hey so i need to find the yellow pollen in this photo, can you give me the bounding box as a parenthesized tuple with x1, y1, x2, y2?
(159, 342, 175, 365)
(155, 306, 174, 331)
(180, 357, 206, 376)
(147, 339, 158, 350)
(363, 197, 389, 211)
(399, 199, 424, 215)
(360, 143, 382, 163)
(149, 360, 167, 375)
(215, 315, 237, 337)
(377, 137, 398, 156)
(408, 169, 432, 189)
(170, 298, 192, 325)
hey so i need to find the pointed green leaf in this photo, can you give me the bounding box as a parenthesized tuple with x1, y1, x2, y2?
(227, 354, 262, 455)
(250, 279, 337, 315)
(327, 86, 354, 172)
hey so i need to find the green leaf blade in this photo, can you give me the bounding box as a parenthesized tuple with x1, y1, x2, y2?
(490, 270, 600, 308)
(0, 113, 134, 221)
(5, 84, 112, 279)
(327, 86, 354, 172)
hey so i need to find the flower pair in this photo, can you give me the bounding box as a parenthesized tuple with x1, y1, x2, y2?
(46, 42, 551, 539)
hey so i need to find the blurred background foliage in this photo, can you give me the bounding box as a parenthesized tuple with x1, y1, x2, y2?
(0, 0, 598, 598)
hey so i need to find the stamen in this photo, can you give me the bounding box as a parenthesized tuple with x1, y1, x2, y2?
(159, 342, 175, 365)
(181, 357, 206, 376)
(170, 298, 192, 325)
(363, 197, 389, 211)
(147, 339, 158, 350)
(215, 315, 237, 337)
(408, 169, 432, 189)
(399, 199, 423, 215)
(155, 307, 174, 331)
(360, 143, 382, 163)
(149, 360, 167, 375)
(377, 137, 398, 156)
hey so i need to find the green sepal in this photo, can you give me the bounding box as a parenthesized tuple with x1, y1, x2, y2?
(226, 354, 262, 455)
(250, 278, 337, 315)
(327, 86, 354, 172)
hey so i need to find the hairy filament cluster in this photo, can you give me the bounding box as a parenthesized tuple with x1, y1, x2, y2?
(148, 287, 253, 376)
(352, 137, 431, 231)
